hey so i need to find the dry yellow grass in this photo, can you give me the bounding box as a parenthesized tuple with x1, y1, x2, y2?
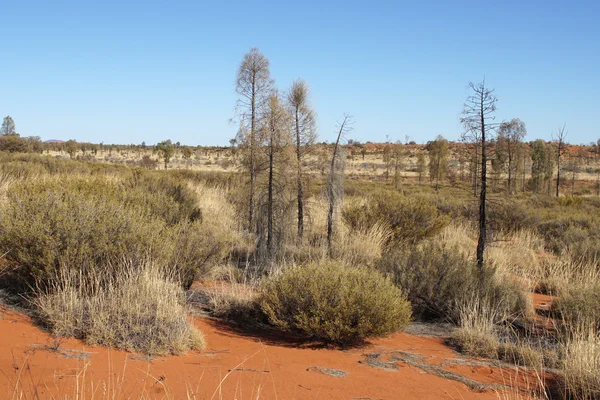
(35, 260, 205, 355)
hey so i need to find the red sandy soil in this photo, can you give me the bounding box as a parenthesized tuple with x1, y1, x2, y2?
(0, 306, 547, 400)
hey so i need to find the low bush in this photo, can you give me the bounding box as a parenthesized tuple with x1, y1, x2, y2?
(34, 261, 205, 355)
(259, 262, 411, 346)
(377, 241, 531, 322)
(553, 283, 600, 333)
(342, 191, 450, 244)
(0, 175, 233, 288)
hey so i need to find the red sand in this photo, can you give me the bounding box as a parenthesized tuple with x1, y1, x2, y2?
(0, 305, 548, 400)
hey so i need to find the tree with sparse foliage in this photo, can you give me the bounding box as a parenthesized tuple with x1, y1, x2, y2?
(497, 118, 527, 194)
(181, 146, 193, 160)
(156, 140, 175, 169)
(1, 116, 16, 136)
(235, 47, 273, 231)
(416, 152, 426, 184)
(531, 140, 553, 194)
(65, 140, 78, 159)
(553, 124, 568, 197)
(460, 80, 498, 270)
(259, 93, 293, 260)
(287, 79, 316, 242)
(427, 136, 449, 190)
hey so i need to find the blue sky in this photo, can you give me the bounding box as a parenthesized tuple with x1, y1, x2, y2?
(2, 0, 598, 145)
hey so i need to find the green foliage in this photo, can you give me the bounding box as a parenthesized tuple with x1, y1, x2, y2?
(342, 191, 450, 244)
(156, 139, 175, 169)
(0, 172, 231, 288)
(0, 135, 30, 153)
(377, 241, 530, 322)
(259, 262, 412, 346)
(1, 115, 16, 136)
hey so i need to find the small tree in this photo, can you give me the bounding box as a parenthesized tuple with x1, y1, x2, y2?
(181, 146, 193, 160)
(497, 118, 527, 194)
(427, 136, 449, 190)
(531, 140, 553, 194)
(553, 124, 568, 197)
(1, 116, 16, 136)
(287, 79, 316, 242)
(235, 47, 273, 230)
(65, 140, 78, 159)
(156, 140, 175, 169)
(416, 152, 426, 184)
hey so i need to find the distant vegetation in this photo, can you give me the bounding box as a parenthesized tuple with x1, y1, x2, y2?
(2, 48, 600, 397)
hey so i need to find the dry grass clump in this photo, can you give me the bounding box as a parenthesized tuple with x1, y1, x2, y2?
(34, 260, 205, 355)
(451, 295, 502, 359)
(288, 195, 390, 267)
(259, 261, 412, 346)
(451, 295, 544, 368)
(562, 330, 600, 400)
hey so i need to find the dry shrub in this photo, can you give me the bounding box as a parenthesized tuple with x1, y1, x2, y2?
(34, 260, 205, 355)
(205, 281, 262, 324)
(553, 282, 600, 334)
(378, 241, 531, 322)
(259, 262, 412, 346)
(342, 190, 450, 244)
(0, 175, 238, 288)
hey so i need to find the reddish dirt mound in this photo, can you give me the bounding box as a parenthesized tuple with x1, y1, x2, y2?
(0, 305, 544, 399)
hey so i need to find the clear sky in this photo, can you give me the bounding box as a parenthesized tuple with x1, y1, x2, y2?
(2, 0, 599, 145)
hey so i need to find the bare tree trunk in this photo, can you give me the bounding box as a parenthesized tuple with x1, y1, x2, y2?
(249, 81, 256, 230)
(295, 108, 304, 242)
(477, 107, 487, 270)
(507, 153, 513, 194)
(556, 157, 560, 197)
(473, 144, 479, 197)
(267, 134, 274, 257)
(327, 116, 351, 254)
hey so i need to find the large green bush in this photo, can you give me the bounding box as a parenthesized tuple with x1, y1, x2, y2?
(259, 262, 411, 346)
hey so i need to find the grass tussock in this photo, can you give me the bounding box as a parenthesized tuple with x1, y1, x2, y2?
(259, 261, 412, 346)
(562, 330, 600, 400)
(34, 260, 205, 355)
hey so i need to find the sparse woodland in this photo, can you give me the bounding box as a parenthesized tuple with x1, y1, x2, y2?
(2, 49, 600, 399)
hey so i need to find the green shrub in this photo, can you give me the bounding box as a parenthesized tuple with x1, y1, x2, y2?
(259, 262, 411, 346)
(342, 191, 450, 244)
(377, 241, 531, 323)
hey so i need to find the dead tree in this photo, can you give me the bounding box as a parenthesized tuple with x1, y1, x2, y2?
(287, 79, 316, 243)
(461, 80, 498, 270)
(235, 48, 273, 230)
(553, 124, 568, 197)
(327, 114, 352, 254)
